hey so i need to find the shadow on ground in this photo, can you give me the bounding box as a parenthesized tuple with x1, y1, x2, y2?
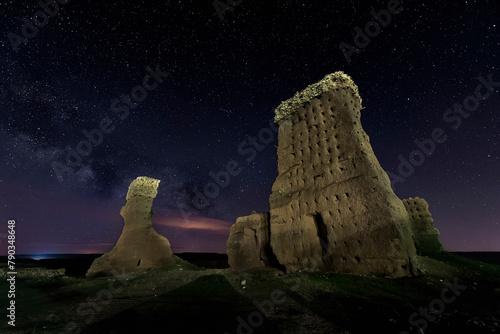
(81, 274, 279, 334)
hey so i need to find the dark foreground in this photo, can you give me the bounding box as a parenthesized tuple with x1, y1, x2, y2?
(1, 252, 499, 333)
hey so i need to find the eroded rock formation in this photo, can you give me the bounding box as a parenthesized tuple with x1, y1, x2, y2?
(86, 176, 175, 277)
(227, 72, 436, 277)
(403, 197, 443, 254)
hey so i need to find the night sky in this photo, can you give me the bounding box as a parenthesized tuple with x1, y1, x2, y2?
(0, 0, 498, 255)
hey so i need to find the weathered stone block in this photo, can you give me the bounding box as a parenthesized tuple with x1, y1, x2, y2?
(226, 212, 275, 271)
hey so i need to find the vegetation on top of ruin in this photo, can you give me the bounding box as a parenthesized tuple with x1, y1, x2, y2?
(274, 72, 362, 123)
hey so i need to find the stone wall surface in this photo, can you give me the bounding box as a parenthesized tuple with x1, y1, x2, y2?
(226, 212, 274, 271)
(403, 197, 443, 254)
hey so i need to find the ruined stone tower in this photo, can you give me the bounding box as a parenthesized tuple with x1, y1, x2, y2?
(227, 72, 436, 277)
(226, 73, 445, 276)
(267, 72, 419, 276)
(87, 176, 175, 276)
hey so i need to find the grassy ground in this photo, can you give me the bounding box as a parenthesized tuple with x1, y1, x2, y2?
(1, 252, 499, 333)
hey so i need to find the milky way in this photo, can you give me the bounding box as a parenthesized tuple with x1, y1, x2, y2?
(0, 0, 498, 254)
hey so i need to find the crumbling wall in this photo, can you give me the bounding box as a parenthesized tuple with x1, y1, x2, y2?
(86, 176, 175, 277)
(226, 212, 275, 271)
(269, 72, 419, 277)
(403, 197, 443, 254)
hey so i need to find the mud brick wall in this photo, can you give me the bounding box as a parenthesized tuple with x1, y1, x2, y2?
(269, 73, 419, 277)
(403, 197, 443, 254)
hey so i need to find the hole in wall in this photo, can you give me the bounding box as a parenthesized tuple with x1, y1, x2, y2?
(312, 213, 329, 262)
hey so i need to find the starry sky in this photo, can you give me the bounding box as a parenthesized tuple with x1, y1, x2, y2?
(0, 0, 498, 255)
